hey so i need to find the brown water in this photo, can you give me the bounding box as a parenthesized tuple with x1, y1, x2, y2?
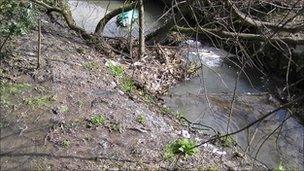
(67, 1, 304, 169)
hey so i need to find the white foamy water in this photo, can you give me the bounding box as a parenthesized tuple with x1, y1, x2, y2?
(189, 50, 222, 67)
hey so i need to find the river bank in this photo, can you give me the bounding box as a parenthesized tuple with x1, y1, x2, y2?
(0, 11, 259, 170)
(1, 0, 303, 170)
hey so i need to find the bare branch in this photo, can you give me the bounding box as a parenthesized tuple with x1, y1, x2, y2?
(172, 26, 304, 44)
(228, 0, 304, 33)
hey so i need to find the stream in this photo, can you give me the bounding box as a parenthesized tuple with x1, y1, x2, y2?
(163, 41, 304, 169)
(68, 1, 304, 169)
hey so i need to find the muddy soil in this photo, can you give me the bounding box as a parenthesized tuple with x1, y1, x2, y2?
(0, 17, 259, 170)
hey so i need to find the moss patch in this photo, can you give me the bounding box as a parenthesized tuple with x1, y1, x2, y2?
(0, 81, 31, 108)
(82, 61, 99, 71)
(25, 95, 55, 108)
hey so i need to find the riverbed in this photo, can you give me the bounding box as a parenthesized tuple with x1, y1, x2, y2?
(68, 1, 304, 169)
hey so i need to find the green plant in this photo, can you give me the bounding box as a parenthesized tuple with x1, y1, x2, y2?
(107, 62, 124, 77)
(25, 95, 54, 108)
(136, 115, 146, 125)
(0, 82, 31, 94)
(160, 106, 173, 115)
(61, 139, 70, 148)
(120, 77, 135, 93)
(273, 161, 285, 171)
(59, 105, 69, 113)
(90, 115, 105, 126)
(0, 82, 31, 108)
(164, 138, 198, 160)
(0, 0, 36, 51)
(174, 111, 185, 120)
(82, 61, 99, 71)
(139, 90, 154, 103)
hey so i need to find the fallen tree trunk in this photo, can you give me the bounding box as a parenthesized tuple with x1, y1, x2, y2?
(94, 2, 137, 35)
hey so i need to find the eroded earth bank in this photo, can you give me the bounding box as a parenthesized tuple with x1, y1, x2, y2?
(0, 12, 259, 170)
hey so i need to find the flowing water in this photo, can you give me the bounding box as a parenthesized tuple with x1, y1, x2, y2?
(164, 41, 304, 169)
(68, 1, 304, 169)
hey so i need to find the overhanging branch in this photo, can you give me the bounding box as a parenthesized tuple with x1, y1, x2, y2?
(228, 0, 304, 33)
(173, 26, 304, 44)
(29, 0, 114, 56)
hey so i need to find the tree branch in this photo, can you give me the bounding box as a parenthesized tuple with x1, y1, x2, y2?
(228, 0, 304, 33)
(29, 0, 114, 56)
(172, 26, 304, 44)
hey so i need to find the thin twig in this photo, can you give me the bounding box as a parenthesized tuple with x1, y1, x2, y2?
(37, 18, 42, 69)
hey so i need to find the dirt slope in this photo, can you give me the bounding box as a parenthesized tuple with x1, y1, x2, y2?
(0, 17, 254, 170)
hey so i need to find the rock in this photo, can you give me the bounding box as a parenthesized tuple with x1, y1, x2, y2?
(180, 129, 191, 138)
(105, 60, 120, 67)
(99, 139, 108, 149)
(213, 149, 227, 156)
(118, 90, 125, 95)
(50, 115, 65, 125)
(109, 81, 117, 89)
(133, 61, 142, 67)
(203, 143, 227, 156)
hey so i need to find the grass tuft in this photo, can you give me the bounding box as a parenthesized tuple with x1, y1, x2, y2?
(136, 115, 146, 125)
(120, 77, 135, 93)
(0, 82, 31, 108)
(273, 161, 285, 171)
(107, 62, 124, 77)
(25, 95, 54, 108)
(89, 114, 105, 126)
(61, 139, 70, 148)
